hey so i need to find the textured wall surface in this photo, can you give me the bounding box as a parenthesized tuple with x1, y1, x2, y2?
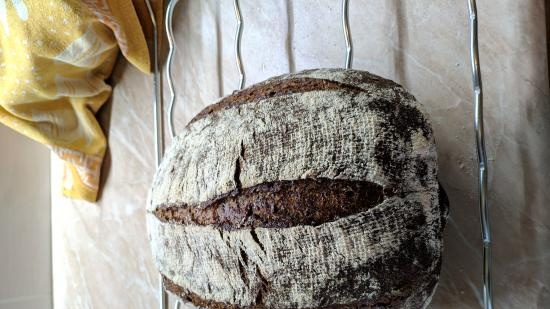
(0, 126, 52, 309)
(51, 1, 549, 308)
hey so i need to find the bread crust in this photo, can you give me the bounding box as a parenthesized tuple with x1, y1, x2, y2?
(154, 178, 389, 229)
(147, 68, 448, 309)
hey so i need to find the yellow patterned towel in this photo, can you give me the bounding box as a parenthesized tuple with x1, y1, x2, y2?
(0, 0, 158, 201)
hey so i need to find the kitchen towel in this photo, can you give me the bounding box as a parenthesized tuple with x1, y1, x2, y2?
(0, 0, 160, 201)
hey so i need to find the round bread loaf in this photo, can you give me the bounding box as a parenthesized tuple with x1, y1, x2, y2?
(147, 68, 449, 308)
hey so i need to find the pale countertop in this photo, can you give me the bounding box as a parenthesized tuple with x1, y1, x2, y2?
(51, 1, 550, 308)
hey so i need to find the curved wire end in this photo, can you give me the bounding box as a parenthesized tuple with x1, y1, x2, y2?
(342, 0, 353, 69)
(166, 0, 180, 140)
(174, 299, 182, 309)
(234, 0, 245, 90)
(468, 1, 493, 309)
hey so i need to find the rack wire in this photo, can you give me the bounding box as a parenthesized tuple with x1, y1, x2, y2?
(143, 0, 168, 307)
(234, 0, 245, 91)
(149, 0, 493, 308)
(342, 0, 353, 69)
(165, 0, 179, 139)
(468, 0, 493, 308)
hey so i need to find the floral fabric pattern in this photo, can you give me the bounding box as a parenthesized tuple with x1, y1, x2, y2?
(0, 0, 151, 201)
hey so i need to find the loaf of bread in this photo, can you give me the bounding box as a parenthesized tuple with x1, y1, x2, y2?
(147, 68, 449, 308)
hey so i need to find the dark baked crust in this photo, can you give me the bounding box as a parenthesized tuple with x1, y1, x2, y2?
(154, 178, 393, 230)
(163, 276, 410, 309)
(189, 72, 405, 125)
(189, 68, 410, 126)
(189, 77, 365, 124)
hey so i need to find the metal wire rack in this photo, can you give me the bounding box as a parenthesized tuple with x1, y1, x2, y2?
(146, 0, 492, 308)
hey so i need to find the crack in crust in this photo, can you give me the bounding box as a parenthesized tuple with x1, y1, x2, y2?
(153, 178, 392, 230)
